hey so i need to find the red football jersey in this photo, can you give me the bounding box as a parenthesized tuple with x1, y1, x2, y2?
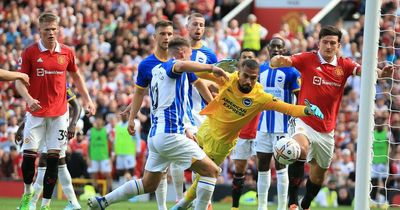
(18, 41, 78, 117)
(239, 112, 261, 139)
(291, 51, 360, 132)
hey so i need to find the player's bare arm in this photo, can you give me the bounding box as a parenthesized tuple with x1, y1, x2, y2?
(270, 55, 293, 68)
(15, 80, 42, 112)
(69, 71, 96, 115)
(67, 96, 82, 140)
(193, 79, 214, 103)
(0, 69, 30, 86)
(128, 87, 147, 135)
(173, 61, 229, 81)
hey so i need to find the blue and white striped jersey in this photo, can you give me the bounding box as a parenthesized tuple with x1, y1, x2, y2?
(135, 53, 166, 89)
(257, 62, 301, 133)
(187, 45, 218, 127)
(148, 59, 198, 137)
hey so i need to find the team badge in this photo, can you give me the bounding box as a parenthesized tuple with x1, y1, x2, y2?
(242, 98, 253, 107)
(272, 96, 278, 102)
(24, 138, 30, 144)
(57, 55, 66, 65)
(334, 66, 344, 77)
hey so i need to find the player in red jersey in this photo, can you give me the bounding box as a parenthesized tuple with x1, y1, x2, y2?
(270, 25, 393, 210)
(15, 12, 95, 210)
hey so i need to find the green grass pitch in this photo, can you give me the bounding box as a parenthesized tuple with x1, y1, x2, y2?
(2, 197, 397, 210)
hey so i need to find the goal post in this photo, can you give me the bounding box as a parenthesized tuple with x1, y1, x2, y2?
(355, 0, 382, 209)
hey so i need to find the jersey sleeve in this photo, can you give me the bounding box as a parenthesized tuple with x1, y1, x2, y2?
(345, 57, 361, 76)
(261, 92, 307, 117)
(67, 50, 78, 73)
(207, 52, 218, 64)
(136, 60, 151, 88)
(290, 52, 308, 73)
(18, 50, 31, 74)
(166, 59, 182, 78)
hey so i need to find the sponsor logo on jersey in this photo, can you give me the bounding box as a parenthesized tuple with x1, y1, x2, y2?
(313, 76, 340, 87)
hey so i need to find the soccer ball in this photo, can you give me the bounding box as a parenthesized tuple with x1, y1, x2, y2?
(273, 137, 301, 165)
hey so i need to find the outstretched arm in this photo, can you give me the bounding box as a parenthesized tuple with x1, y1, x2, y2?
(270, 55, 293, 68)
(173, 61, 229, 81)
(0, 69, 29, 86)
(263, 98, 324, 119)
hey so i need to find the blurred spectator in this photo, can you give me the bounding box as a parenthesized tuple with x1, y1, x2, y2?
(68, 130, 89, 178)
(87, 115, 112, 193)
(337, 187, 353, 206)
(241, 14, 267, 51)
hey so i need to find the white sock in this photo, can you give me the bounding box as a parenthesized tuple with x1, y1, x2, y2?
(170, 163, 184, 201)
(30, 166, 46, 204)
(41, 198, 51, 207)
(58, 164, 81, 208)
(276, 167, 289, 210)
(195, 176, 216, 210)
(155, 175, 168, 210)
(257, 170, 271, 210)
(104, 179, 144, 205)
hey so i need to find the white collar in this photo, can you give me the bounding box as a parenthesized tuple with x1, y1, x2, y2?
(317, 51, 337, 66)
(38, 40, 61, 53)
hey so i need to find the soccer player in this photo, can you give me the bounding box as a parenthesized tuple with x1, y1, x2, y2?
(87, 36, 228, 210)
(119, 20, 173, 210)
(0, 68, 29, 85)
(168, 12, 218, 207)
(255, 37, 300, 210)
(15, 84, 82, 210)
(15, 12, 95, 210)
(270, 25, 393, 210)
(230, 48, 260, 210)
(172, 59, 324, 210)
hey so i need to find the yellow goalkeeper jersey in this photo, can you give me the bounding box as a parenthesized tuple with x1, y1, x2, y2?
(199, 72, 307, 144)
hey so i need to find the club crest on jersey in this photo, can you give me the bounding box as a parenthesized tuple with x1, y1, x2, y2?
(334, 66, 344, 77)
(57, 55, 66, 65)
(242, 98, 253, 107)
(277, 76, 283, 83)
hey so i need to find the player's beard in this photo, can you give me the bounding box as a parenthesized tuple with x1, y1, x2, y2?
(238, 84, 252, 93)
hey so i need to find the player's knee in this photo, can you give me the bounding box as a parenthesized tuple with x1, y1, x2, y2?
(206, 165, 221, 178)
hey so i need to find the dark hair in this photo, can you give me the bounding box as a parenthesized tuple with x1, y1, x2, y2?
(241, 59, 259, 70)
(168, 36, 190, 51)
(240, 48, 258, 57)
(155, 20, 173, 30)
(269, 36, 286, 46)
(188, 13, 204, 23)
(319, 25, 342, 42)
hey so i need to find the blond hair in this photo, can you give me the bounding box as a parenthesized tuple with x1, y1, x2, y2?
(39, 12, 59, 24)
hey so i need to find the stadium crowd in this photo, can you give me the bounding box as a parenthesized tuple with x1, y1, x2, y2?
(0, 0, 399, 207)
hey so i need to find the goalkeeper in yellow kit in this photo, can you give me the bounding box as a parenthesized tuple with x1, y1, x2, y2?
(171, 59, 324, 210)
